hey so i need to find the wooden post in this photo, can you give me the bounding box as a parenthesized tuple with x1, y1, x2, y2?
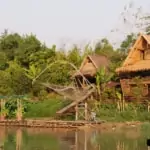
(84, 131, 87, 150)
(75, 104, 78, 121)
(75, 130, 78, 150)
(85, 101, 88, 121)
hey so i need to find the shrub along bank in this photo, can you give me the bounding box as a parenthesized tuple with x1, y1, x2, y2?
(1, 95, 150, 122)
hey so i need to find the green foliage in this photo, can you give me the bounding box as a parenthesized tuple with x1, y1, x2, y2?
(0, 71, 12, 95)
(67, 45, 82, 67)
(6, 62, 31, 95)
(0, 107, 9, 117)
(94, 38, 114, 57)
(96, 67, 114, 101)
(119, 33, 136, 54)
(0, 31, 22, 60)
(95, 103, 150, 122)
(0, 52, 9, 70)
(0, 30, 126, 97)
(24, 98, 70, 118)
(0, 29, 147, 120)
(96, 67, 113, 85)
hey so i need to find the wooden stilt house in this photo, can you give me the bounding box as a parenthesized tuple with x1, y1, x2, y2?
(54, 54, 121, 120)
(116, 34, 150, 100)
(73, 54, 110, 87)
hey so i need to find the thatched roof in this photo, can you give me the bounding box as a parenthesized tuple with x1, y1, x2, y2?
(116, 34, 150, 74)
(74, 54, 109, 77)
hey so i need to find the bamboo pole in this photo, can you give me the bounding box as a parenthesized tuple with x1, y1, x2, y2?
(16, 99, 22, 121)
(75, 104, 78, 121)
(85, 102, 88, 121)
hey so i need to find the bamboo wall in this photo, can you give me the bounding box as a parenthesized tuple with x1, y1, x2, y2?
(120, 77, 150, 97)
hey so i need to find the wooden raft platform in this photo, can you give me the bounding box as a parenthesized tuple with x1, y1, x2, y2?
(0, 120, 105, 128)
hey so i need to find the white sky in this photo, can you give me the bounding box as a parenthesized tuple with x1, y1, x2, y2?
(0, 0, 149, 49)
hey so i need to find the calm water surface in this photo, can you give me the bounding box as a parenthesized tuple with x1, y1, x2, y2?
(0, 124, 150, 150)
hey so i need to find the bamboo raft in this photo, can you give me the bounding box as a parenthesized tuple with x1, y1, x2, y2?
(0, 120, 105, 128)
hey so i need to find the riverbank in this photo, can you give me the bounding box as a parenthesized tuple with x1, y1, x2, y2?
(78, 121, 143, 131)
(0, 119, 148, 131)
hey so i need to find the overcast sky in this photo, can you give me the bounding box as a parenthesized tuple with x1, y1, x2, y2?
(0, 0, 149, 49)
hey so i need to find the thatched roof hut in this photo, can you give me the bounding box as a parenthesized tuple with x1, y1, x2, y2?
(116, 34, 150, 74)
(74, 54, 110, 77)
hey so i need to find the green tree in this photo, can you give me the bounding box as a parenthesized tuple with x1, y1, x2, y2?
(94, 38, 114, 58)
(0, 52, 9, 70)
(15, 34, 42, 67)
(67, 45, 82, 67)
(0, 31, 22, 60)
(0, 71, 12, 95)
(119, 33, 136, 54)
(82, 43, 94, 57)
(6, 62, 31, 95)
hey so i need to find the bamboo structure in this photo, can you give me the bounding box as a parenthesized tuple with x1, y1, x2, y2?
(73, 54, 110, 87)
(56, 88, 95, 121)
(116, 34, 150, 101)
(0, 120, 103, 128)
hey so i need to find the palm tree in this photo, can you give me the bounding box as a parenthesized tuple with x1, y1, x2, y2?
(24, 65, 41, 82)
(23, 64, 41, 95)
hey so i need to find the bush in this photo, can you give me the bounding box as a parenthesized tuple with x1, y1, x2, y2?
(95, 103, 150, 122)
(24, 98, 70, 118)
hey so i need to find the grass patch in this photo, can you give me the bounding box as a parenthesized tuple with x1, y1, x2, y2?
(24, 98, 70, 118)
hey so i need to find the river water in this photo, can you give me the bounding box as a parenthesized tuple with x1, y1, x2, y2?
(0, 124, 150, 150)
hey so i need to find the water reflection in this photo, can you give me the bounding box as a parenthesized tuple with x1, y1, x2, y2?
(0, 126, 149, 150)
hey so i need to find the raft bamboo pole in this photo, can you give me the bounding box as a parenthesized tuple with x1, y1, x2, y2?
(0, 120, 104, 128)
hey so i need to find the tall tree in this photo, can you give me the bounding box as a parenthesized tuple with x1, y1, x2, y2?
(0, 32, 22, 60)
(119, 33, 136, 54)
(94, 38, 114, 58)
(67, 45, 82, 67)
